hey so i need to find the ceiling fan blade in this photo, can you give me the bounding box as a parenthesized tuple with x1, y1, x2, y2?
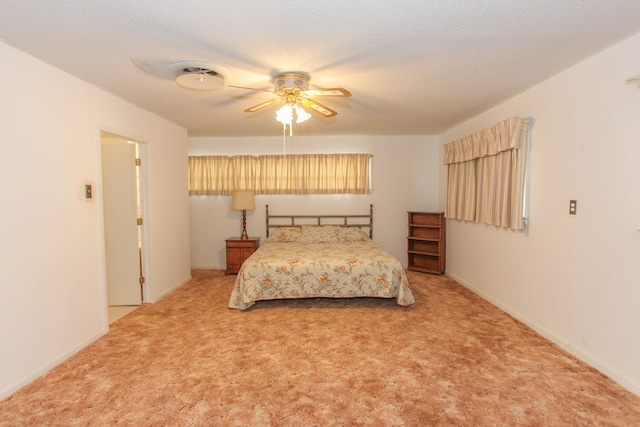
(227, 84, 274, 93)
(300, 98, 338, 117)
(244, 98, 281, 113)
(305, 88, 351, 97)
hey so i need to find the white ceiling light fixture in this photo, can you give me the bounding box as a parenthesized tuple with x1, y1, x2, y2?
(170, 61, 230, 91)
(295, 106, 311, 123)
(176, 67, 225, 90)
(275, 103, 312, 136)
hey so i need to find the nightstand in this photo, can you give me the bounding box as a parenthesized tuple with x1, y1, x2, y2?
(225, 237, 260, 275)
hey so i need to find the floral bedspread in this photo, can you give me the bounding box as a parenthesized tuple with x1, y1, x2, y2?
(228, 240, 415, 310)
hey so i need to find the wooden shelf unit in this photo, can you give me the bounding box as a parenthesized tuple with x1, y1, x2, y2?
(407, 212, 445, 274)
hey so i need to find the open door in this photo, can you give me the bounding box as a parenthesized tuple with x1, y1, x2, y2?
(102, 142, 142, 306)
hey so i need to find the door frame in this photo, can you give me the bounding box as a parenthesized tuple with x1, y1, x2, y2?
(98, 131, 150, 309)
(137, 141, 150, 303)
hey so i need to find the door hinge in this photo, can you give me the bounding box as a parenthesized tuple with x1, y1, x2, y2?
(139, 276, 145, 285)
(135, 158, 141, 166)
(137, 217, 143, 225)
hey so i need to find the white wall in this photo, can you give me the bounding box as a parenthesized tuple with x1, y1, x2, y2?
(440, 33, 640, 395)
(189, 135, 440, 269)
(0, 41, 191, 399)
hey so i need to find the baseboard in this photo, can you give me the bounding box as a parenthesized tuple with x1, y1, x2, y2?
(446, 272, 640, 398)
(152, 274, 193, 302)
(190, 265, 223, 270)
(0, 329, 108, 401)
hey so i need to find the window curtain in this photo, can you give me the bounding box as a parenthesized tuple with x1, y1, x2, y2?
(444, 116, 529, 230)
(255, 155, 300, 194)
(188, 155, 231, 195)
(230, 155, 258, 192)
(188, 153, 372, 196)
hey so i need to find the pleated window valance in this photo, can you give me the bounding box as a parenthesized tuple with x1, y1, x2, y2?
(444, 117, 530, 230)
(188, 153, 373, 196)
(444, 116, 525, 164)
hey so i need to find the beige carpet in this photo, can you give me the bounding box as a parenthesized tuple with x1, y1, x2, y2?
(1, 270, 639, 426)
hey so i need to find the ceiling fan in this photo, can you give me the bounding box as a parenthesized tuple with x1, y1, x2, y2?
(172, 63, 351, 134)
(236, 72, 351, 119)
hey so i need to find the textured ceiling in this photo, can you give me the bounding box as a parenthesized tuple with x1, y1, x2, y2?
(1, 1, 640, 137)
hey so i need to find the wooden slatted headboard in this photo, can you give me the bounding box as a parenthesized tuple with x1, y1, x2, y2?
(266, 204, 373, 238)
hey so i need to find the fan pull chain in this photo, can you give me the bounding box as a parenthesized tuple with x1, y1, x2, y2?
(282, 124, 286, 154)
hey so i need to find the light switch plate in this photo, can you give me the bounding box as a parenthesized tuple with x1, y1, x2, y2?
(84, 181, 94, 201)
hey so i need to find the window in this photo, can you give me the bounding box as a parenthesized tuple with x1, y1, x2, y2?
(444, 117, 530, 230)
(188, 153, 373, 196)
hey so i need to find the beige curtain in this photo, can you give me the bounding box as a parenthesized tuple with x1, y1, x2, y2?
(446, 161, 476, 222)
(188, 153, 372, 196)
(255, 155, 299, 194)
(444, 117, 529, 230)
(188, 156, 231, 195)
(230, 155, 259, 192)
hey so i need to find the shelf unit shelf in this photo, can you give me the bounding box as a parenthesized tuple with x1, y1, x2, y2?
(407, 212, 445, 274)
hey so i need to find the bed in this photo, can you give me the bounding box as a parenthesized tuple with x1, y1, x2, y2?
(228, 205, 415, 310)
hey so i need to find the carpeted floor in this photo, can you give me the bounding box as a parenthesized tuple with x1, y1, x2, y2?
(1, 270, 639, 426)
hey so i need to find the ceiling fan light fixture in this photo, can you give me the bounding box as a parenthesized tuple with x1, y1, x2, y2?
(275, 104, 294, 125)
(275, 104, 311, 126)
(295, 106, 311, 123)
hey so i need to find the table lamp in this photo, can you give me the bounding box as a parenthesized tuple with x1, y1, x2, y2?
(231, 190, 255, 240)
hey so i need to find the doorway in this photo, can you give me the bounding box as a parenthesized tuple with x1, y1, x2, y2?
(100, 133, 147, 314)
